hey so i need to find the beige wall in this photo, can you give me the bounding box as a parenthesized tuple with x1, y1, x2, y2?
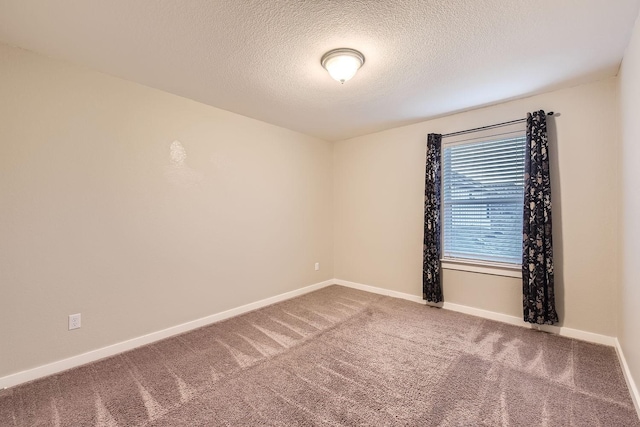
(0, 44, 334, 378)
(618, 12, 640, 398)
(334, 78, 620, 336)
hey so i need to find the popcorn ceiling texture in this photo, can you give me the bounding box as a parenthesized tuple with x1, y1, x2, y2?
(0, 0, 638, 140)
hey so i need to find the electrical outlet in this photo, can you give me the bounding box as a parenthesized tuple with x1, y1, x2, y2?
(315, 262, 320, 271)
(69, 313, 81, 330)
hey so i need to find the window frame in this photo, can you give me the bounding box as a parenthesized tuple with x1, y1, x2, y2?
(439, 125, 526, 278)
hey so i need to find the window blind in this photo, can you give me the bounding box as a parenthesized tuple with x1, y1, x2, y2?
(442, 135, 526, 265)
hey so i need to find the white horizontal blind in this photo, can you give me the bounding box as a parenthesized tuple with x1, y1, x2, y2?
(442, 135, 526, 265)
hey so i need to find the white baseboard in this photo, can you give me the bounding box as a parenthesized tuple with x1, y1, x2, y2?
(0, 279, 335, 390)
(442, 301, 617, 346)
(334, 279, 616, 346)
(333, 279, 425, 304)
(614, 338, 640, 418)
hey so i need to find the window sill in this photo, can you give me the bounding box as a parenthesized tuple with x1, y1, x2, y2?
(441, 258, 522, 278)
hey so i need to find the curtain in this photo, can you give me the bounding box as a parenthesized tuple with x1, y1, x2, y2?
(522, 111, 558, 325)
(423, 133, 443, 303)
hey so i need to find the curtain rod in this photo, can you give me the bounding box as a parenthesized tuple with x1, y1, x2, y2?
(441, 112, 555, 138)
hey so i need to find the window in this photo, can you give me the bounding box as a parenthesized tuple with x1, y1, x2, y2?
(442, 134, 526, 266)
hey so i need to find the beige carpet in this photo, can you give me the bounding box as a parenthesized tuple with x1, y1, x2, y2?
(1, 285, 638, 426)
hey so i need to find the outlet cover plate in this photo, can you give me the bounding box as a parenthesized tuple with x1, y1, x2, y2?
(69, 313, 81, 330)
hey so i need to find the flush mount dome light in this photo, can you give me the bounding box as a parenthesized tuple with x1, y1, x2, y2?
(321, 48, 365, 84)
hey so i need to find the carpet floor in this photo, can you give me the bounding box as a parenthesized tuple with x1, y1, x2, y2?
(1, 285, 638, 426)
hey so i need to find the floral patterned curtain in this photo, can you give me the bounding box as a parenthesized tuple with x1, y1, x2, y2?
(523, 111, 558, 325)
(423, 133, 443, 303)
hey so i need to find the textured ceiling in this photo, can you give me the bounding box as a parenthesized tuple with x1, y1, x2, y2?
(1, 1, 639, 141)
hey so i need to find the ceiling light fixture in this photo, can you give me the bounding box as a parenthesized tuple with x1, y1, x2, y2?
(321, 48, 365, 84)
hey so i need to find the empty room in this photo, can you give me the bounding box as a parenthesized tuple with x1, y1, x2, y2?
(1, 1, 640, 425)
